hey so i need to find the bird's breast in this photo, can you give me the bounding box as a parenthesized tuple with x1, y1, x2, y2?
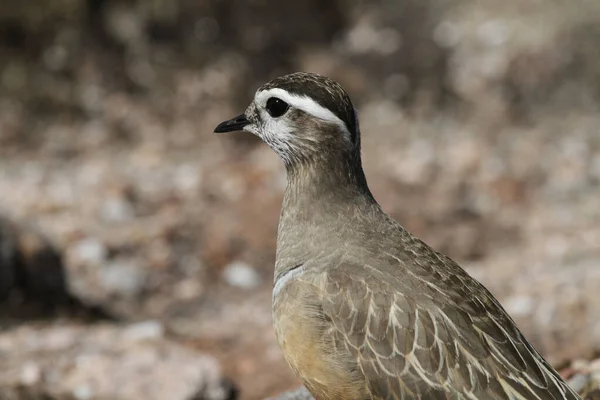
(272, 276, 366, 400)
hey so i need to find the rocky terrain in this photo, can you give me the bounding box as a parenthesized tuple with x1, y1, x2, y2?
(1, 1, 599, 399)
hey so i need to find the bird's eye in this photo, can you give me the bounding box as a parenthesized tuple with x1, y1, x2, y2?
(266, 97, 289, 118)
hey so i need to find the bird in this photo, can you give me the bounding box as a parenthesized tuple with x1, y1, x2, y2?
(214, 72, 581, 400)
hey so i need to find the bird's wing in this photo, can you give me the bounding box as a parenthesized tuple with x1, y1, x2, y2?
(316, 259, 581, 400)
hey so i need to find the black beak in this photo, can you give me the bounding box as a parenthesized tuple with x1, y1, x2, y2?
(214, 114, 250, 133)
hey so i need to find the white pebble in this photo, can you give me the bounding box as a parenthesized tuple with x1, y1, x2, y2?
(71, 238, 107, 265)
(223, 261, 261, 289)
(100, 261, 146, 295)
(504, 295, 535, 317)
(123, 321, 164, 342)
(73, 384, 93, 400)
(20, 362, 41, 385)
(101, 197, 135, 222)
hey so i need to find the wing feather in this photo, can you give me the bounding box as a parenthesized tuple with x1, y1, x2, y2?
(317, 259, 581, 400)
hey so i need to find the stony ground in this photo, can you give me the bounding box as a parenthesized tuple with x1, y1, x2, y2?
(1, 1, 600, 399)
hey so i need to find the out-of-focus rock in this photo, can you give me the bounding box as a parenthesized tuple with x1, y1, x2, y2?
(0, 323, 236, 400)
(0, 216, 112, 321)
(222, 261, 262, 290)
(561, 357, 600, 399)
(0, 217, 19, 300)
(100, 195, 136, 223)
(0, 215, 68, 304)
(99, 259, 147, 297)
(67, 237, 108, 267)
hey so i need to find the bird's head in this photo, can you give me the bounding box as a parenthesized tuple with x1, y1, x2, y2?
(214, 72, 361, 167)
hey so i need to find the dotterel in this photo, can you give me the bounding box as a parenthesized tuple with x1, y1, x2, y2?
(215, 72, 581, 400)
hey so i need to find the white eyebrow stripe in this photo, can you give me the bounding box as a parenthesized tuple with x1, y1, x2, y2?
(255, 87, 351, 140)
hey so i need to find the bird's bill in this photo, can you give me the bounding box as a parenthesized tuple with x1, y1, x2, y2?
(214, 114, 250, 133)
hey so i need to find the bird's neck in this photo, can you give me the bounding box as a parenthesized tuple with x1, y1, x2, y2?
(274, 154, 382, 281)
(284, 153, 373, 204)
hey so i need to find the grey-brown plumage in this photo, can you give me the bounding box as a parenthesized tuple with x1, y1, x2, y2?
(215, 72, 581, 400)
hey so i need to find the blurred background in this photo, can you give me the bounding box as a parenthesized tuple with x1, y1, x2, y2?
(1, 0, 599, 399)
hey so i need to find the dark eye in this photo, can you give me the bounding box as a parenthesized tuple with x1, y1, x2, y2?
(266, 97, 289, 118)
